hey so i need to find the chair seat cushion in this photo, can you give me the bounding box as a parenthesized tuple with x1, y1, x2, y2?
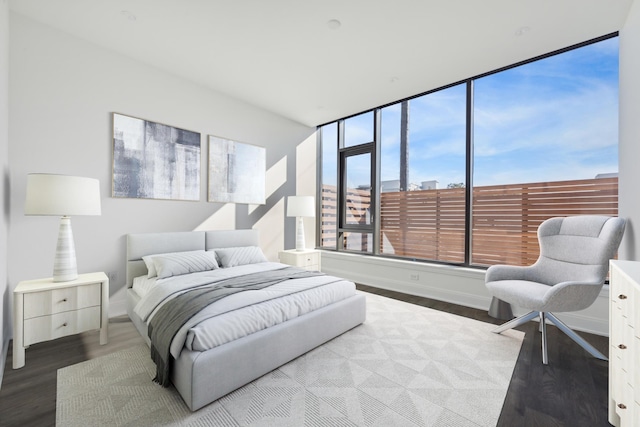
(486, 279, 552, 311)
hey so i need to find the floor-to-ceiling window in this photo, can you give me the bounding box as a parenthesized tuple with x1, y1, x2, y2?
(379, 85, 467, 263)
(471, 36, 619, 266)
(319, 34, 619, 267)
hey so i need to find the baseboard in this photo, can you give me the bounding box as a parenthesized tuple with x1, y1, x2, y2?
(321, 250, 610, 336)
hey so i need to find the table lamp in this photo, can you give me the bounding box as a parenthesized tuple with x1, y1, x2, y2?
(286, 196, 315, 251)
(25, 174, 101, 282)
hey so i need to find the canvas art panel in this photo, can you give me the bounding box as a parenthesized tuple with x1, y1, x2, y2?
(208, 136, 265, 204)
(112, 113, 201, 201)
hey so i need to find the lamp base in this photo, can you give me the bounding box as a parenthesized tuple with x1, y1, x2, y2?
(295, 216, 306, 251)
(53, 216, 78, 282)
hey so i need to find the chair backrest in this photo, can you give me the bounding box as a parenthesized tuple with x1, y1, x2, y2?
(532, 215, 626, 286)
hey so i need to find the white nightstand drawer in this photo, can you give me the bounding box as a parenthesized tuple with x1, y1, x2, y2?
(13, 272, 109, 369)
(302, 253, 320, 267)
(279, 250, 321, 271)
(23, 283, 101, 319)
(23, 306, 101, 346)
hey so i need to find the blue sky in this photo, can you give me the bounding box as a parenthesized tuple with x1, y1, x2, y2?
(323, 36, 619, 189)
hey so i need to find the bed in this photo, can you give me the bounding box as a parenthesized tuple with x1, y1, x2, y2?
(125, 229, 367, 411)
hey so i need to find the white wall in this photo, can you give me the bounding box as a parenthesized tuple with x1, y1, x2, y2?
(619, 0, 640, 261)
(322, 251, 611, 335)
(0, 0, 10, 387)
(7, 13, 314, 319)
(324, 5, 640, 337)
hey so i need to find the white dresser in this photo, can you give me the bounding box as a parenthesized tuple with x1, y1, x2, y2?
(278, 249, 321, 271)
(609, 260, 640, 426)
(13, 272, 109, 369)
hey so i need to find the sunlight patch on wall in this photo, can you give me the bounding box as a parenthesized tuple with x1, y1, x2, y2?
(254, 197, 285, 261)
(249, 155, 287, 215)
(296, 132, 317, 247)
(194, 203, 236, 231)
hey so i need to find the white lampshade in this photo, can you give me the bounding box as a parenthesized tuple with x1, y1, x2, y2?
(25, 174, 101, 216)
(287, 196, 315, 218)
(25, 174, 101, 282)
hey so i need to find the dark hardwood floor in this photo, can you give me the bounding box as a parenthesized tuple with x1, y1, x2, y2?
(0, 317, 146, 427)
(0, 286, 611, 427)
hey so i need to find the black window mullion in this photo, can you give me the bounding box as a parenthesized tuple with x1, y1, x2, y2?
(315, 128, 322, 249)
(336, 121, 345, 249)
(464, 80, 473, 266)
(372, 108, 381, 255)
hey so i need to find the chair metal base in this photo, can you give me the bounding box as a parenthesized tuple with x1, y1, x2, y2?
(492, 310, 608, 365)
(488, 297, 514, 320)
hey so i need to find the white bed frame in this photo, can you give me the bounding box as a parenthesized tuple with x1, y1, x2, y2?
(126, 229, 367, 411)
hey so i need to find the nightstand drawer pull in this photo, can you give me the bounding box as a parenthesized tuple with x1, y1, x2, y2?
(62, 322, 68, 327)
(618, 403, 627, 410)
(618, 344, 627, 350)
(618, 294, 627, 300)
(62, 298, 68, 302)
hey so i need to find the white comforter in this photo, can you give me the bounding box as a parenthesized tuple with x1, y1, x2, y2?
(133, 262, 356, 358)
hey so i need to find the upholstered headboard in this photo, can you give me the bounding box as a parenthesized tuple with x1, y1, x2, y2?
(126, 229, 260, 287)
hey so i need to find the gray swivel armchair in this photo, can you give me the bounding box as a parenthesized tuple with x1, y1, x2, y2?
(485, 215, 626, 364)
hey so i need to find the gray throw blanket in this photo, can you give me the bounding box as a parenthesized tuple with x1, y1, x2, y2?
(148, 266, 325, 386)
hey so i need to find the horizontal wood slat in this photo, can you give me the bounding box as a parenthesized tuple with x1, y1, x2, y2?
(321, 177, 618, 266)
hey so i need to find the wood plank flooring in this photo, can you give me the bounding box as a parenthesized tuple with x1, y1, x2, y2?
(0, 286, 611, 427)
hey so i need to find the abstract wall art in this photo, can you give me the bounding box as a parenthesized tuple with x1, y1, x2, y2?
(112, 113, 201, 201)
(208, 135, 265, 204)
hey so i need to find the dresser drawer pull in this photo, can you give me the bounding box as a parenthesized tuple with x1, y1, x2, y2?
(62, 322, 68, 327)
(61, 298, 68, 302)
(618, 344, 627, 350)
(618, 403, 627, 410)
(618, 294, 627, 300)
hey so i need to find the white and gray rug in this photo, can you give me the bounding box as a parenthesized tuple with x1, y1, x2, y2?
(56, 293, 523, 427)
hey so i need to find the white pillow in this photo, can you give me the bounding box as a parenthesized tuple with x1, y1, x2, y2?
(215, 246, 267, 268)
(142, 254, 160, 278)
(152, 250, 219, 279)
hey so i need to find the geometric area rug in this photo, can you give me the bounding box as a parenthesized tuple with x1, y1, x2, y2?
(56, 292, 524, 427)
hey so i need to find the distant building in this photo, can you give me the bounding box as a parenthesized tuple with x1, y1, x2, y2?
(380, 180, 400, 192)
(421, 180, 439, 190)
(380, 180, 422, 192)
(595, 173, 618, 179)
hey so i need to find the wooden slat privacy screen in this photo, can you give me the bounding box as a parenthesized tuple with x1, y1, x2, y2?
(321, 177, 618, 267)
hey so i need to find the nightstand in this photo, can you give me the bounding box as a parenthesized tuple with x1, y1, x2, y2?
(13, 272, 109, 369)
(278, 249, 321, 271)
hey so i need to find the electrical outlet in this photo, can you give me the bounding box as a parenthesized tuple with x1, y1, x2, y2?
(107, 271, 118, 283)
(410, 274, 419, 281)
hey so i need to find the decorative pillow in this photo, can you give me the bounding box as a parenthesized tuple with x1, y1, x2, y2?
(215, 246, 268, 268)
(152, 250, 219, 279)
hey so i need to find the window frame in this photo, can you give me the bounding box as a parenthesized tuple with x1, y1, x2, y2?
(333, 111, 381, 253)
(317, 32, 619, 267)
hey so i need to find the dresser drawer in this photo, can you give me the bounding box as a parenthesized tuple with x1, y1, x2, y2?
(612, 268, 634, 319)
(23, 306, 101, 346)
(610, 261, 640, 426)
(23, 283, 101, 319)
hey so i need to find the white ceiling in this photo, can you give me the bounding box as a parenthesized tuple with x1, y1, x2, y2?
(8, 0, 635, 127)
